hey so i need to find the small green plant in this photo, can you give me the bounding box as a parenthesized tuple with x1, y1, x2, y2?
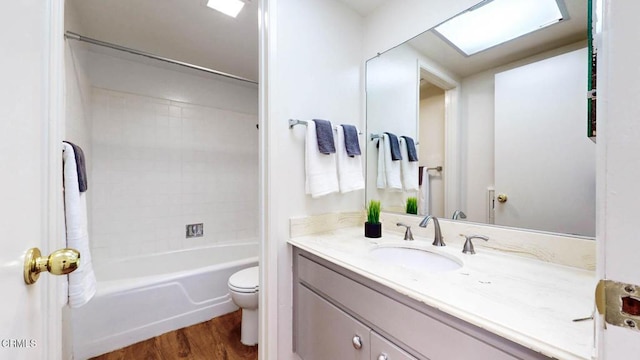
(367, 200, 381, 224)
(406, 197, 418, 215)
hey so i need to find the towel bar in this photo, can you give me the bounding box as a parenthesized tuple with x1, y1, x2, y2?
(370, 133, 420, 145)
(289, 119, 362, 134)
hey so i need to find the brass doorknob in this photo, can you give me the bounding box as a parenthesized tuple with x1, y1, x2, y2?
(497, 194, 508, 203)
(24, 247, 80, 285)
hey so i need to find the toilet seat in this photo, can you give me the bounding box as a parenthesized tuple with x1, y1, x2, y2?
(228, 266, 259, 294)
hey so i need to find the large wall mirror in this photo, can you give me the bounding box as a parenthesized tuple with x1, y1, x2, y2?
(366, 0, 595, 237)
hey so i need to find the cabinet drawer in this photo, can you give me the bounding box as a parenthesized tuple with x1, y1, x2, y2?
(297, 284, 370, 360)
(371, 331, 417, 360)
(297, 253, 546, 360)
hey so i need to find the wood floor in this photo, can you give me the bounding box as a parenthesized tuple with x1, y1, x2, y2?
(90, 310, 258, 360)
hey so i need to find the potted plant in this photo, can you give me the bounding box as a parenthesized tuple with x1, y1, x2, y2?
(406, 197, 418, 215)
(365, 200, 382, 238)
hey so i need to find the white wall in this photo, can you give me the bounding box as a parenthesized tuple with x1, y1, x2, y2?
(419, 87, 445, 217)
(266, 0, 364, 358)
(81, 51, 258, 261)
(64, 3, 92, 155)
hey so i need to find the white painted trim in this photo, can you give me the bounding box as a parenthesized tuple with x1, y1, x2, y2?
(416, 60, 461, 218)
(45, 0, 66, 359)
(258, 0, 275, 359)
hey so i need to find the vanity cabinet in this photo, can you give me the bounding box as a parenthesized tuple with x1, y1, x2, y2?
(293, 248, 552, 360)
(297, 283, 416, 360)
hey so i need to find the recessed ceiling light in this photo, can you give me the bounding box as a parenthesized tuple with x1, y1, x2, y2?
(434, 0, 566, 56)
(206, 0, 245, 18)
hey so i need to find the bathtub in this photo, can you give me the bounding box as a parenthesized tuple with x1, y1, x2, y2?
(70, 242, 259, 359)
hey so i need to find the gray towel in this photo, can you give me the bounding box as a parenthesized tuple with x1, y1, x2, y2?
(384, 132, 402, 161)
(63, 141, 88, 192)
(401, 136, 418, 162)
(341, 124, 361, 157)
(313, 119, 336, 154)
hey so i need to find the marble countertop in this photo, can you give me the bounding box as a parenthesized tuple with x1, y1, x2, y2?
(289, 227, 596, 360)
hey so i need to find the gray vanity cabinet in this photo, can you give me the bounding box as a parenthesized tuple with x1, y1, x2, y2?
(297, 283, 416, 360)
(297, 284, 370, 360)
(371, 331, 418, 360)
(293, 248, 552, 360)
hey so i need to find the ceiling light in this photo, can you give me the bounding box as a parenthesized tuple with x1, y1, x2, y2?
(206, 0, 245, 18)
(434, 0, 565, 56)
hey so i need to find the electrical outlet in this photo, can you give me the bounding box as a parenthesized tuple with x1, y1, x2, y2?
(186, 223, 204, 238)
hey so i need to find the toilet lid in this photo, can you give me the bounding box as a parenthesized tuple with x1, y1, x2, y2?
(229, 266, 259, 293)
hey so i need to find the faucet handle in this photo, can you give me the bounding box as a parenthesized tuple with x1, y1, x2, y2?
(460, 234, 489, 254)
(396, 223, 414, 241)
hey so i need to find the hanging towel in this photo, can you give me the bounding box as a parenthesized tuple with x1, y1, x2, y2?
(336, 125, 364, 193)
(376, 138, 387, 189)
(312, 119, 336, 154)
(341, 124, 361, 157)
(419, 167, 430, 215)
(306, 121, 339, 197)
(384, 132, 402, 161)
(62, 143, 97, 308)
(400, 138, 419, 191)
(63, 141, 88, 192)
(379, 134, 402, 190)
(400, 136, 418, 162)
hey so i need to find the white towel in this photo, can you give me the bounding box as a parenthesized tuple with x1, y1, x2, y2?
(400, 138, 419, 191)
(376, 138, 386, 189)
(419, 167, 430, 215)
(335, 126, 364, 193)
(380, 134, 402, 190)
(63, 143, 96, 308)
(305, 122, 339, 198)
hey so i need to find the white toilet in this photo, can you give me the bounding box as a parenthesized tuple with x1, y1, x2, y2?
(228, 266, 259, 346)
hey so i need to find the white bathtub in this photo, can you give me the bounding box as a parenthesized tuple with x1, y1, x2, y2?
(70, 242, 259, 359)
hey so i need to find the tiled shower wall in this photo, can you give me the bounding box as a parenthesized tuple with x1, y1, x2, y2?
(90, 88, 258, 261)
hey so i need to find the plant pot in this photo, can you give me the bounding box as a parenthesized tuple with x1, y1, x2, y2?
(364, 222, 382, 238)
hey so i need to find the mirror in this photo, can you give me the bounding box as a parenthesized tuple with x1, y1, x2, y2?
(365, 0, 595, 237)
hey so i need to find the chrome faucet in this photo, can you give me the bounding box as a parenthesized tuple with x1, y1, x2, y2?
(452, 210, 467, 220)
(396, 223, 414, 241)
(418, 215, 445, 246)
(461, 234, 489, 254)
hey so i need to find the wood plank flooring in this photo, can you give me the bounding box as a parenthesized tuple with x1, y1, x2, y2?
(90, 310, 258, 360)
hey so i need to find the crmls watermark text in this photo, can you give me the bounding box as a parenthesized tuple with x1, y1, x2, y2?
(0, 339, 37, 348)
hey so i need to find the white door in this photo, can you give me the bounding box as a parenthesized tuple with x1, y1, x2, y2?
(0, 1, 64, 359)
(597, 1, 640, 358)
(494, 48, 596, 237)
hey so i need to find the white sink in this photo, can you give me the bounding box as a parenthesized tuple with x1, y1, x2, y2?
(370, 246, 462, 273)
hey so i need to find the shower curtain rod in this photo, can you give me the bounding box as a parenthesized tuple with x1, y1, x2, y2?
(64, 31, 258, 85)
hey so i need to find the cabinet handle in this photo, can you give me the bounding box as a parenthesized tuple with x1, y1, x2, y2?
(377, 354, 388, 360)
(352, 335, 363, 350)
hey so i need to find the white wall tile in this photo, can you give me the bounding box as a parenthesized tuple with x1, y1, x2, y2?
(90, 87, 258, 259)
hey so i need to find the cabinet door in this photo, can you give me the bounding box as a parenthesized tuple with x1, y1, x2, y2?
(297, 284, 370, 360)
(371, 332, 418, 360)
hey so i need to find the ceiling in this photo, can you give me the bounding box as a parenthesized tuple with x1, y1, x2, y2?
(337, 0, 388, 16)
(67, 0, 259, 82)
(408, 0, 588, 78)
(65, 0, 390, 82)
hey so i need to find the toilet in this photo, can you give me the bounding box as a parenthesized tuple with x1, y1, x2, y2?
(228, 266, 259, 346)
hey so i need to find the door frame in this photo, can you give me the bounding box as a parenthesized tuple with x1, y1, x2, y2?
(44, 0, 66, 357)
(416, 60, 461, 218)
